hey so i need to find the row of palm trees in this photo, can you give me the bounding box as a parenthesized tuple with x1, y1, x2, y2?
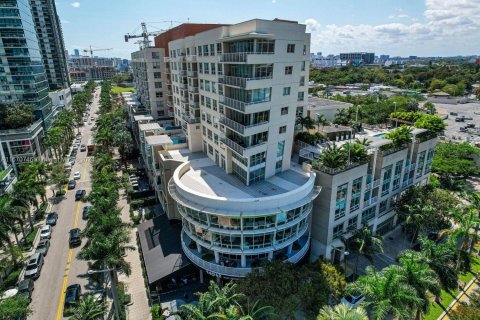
(336, 191, 480, 319)
(73, 81, 133, 320)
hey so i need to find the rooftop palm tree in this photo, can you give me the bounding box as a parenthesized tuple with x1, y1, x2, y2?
(235, 299, 276, 320)
(315, 114, 330, 131)
(320, 142, 348, 169)
(317, 303, 368, 320)
(71, 295, 106, 320)
(349, 266, 421, 320)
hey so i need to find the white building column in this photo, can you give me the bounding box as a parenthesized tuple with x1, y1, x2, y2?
(196, 243, 202, 254)
(214, 251, 220, 264)
(268, 251, 273, 261)
(287, 243, 293, 255)
(241, 254, 246, 267)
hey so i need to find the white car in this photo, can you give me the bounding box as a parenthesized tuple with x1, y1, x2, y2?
(341, 293, 366, 308)
(40, 225, 52, 240)
(72, 144, 79, 150)
(73, 171, 81, 180)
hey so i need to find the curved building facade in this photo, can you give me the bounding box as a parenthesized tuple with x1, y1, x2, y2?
(169, 161, 320, 278)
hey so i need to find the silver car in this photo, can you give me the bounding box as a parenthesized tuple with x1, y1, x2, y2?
(24, 253, 44, 279)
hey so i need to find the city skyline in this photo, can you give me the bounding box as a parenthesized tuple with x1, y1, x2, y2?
(55, 0, 480, 59)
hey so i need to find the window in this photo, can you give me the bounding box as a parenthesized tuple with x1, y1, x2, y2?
(152, 62, 161, 69)
(333, 223, 344, 239)
(203, 45, 209, 56)
(152, 52, 160, 59)
(155, 92, 163, 98)
(347, 216, 358, 231)
(379, 200, 388, 215)
(335, 183, 348, 220)
(249, 167, 265, 185)
(211, 63, 216, 75)
(281, 107, 288, 115)
(208, 144, 213, 155)
(154, 82, 162, 89)
(153, 72, 161, 79)
(250, 152, 266, 166)
(297, 91, 304, 101)
(198, 46, 202, 56)
(204, 63, 209, 74)
(277, 141, 285, 157)
(283, 87, 291, 96)
(275, 159, 283, 174)
(210, 44, 215, 56)
(287, 44, 295, 53)
(299, 76, 305, 86)
(285, 66, 293, 75)
(279, 125, 287, 134)
(301, 61, 306, 71)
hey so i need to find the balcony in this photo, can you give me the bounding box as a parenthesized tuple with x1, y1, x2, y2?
(187, 70, 198, 78)
(219, 75, 273, 88)
(182, 115, 200, 124)
(189, 101, 200, 109)
(219, 96, 270, 113)
(372, 179, 381, 188)
(163, 57, 171, 62)
(188, 85, 198, 93)
(179, 70, 187, 77)
(363, 196, 378, 208)
(0, 165, 17, 193)
(186, 55, 197, 62)
(219, 115, 268, 135)
(165, 68, 171, 74)
(220, 136, 266, 156)
(220, 52, 274, 63)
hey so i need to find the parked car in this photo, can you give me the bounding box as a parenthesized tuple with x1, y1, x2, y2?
(63, 284, 81, 316)
(17, 279, 34, 301)
(68, 180, 76, 190)
(24, 253, 44, 279)
(80, 144, 86, 152)
(35, 239, 50, 256)
(69, 228, 82, 247)
(75, 189, 86, 201)
(46, 212, 58, 226)
(73, 171, 81, 180)
(40, 225, 52, 240)
(65, 163, 72, 172)
(72, 144, 79, 150)
(82, 206, 91, 220)
(341, 293, 365, 308)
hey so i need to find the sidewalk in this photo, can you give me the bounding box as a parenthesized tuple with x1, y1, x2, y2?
(438, 277, 479, 319)
(117, 187, 152, 320)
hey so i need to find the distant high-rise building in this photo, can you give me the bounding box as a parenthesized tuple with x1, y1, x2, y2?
(340, 52, 375, 65)
(29, 0, 70, 89)
(74, 48, 80, 57)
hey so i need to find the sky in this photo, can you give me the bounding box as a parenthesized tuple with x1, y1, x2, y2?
(55, 0, 480, 59)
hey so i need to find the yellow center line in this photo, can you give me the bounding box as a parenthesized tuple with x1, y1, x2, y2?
(55, 156, 89, 320)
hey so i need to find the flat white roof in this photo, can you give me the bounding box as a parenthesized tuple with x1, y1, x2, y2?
(145, 134, 173, 146)
(179, 156, 310, 199)
(162, 148, 207, 162)
(308, 97, 353, 110)
(134, 115, 154, 122)
(139, 123, 161, 131)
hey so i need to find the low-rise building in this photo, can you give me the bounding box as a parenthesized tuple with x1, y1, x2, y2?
(307, 97, 353, 122)
(305, 129, 437, 262)
(49, 88, 73, 110)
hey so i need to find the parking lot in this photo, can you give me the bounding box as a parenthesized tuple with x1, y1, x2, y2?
(436, 102, 480, 144)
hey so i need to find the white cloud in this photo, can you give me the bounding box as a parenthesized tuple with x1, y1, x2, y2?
(306, 0, 480, 56)
(272, 0, 276, 3)
(61, 19, 70, 24)
(70, 2, 80, 8)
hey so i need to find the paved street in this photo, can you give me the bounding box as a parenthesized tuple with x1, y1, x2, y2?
(28, 87, 100, 320)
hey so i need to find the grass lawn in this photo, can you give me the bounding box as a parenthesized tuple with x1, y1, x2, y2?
(424, 254, 480, 320)
(111, 86, 135, 94)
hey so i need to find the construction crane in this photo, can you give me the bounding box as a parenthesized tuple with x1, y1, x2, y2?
(83, 46, 113, 59)
(124, 22, 173, 49)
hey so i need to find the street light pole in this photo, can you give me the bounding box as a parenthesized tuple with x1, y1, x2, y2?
(88, 268, 121, 320)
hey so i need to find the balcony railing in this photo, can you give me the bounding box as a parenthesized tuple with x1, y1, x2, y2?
(181, 232, 258, 278)
(163, 57, 171, 62)
(188, 86, 199, 93)
(182, 115, 200, 124)
(219, 96, 270, 113)
(220, 51, 274, 63)
(220, 136, 266, 156)
(179, 70, 187, 76)
(187, 71, 198, 77)
(0, 119, 43, 136)
(286, 238, 310, 264)
(372, 179, 381, 188)
(219, 115, 268, 135)
(219, 75, 273, 88)
(189, 101, 200, 109)
(186, 55, 197, 62)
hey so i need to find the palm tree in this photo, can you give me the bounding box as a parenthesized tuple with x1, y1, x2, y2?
(385, 125, 413, 149)
(349, 266, 421, 320)
(235, 299, 276, 320)
(401, 202, 433, 244)
(317, 303, 368, 320)
(333, 109, 350, 126)
(320, 142, 348, 169)
(397, 251, 441, 319)
(350, 224, 384, 275)
(315, 114, 330, 131)
(417, 237, 458, 289)
(71, 295, 106, 320)
(355, 137, 371, 147)
(343, 142, 368, 164)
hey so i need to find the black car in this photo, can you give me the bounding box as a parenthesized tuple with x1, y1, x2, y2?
(68, 180, 76, 190)
(35, 239, 50, 256)
(69, 228, 81, 247)
(17, 279, 34, 302)
(63, 284, 81, 315)
(75, 189, 86, 201)
(82, 206, 91, 220)
(46, 212, 58, 226)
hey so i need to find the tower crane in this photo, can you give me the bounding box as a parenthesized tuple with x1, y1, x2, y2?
(83, 46, 113, 59)
(124, 22, 173, 49)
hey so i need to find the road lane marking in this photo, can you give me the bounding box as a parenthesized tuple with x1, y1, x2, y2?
(55, 153, 89, 320)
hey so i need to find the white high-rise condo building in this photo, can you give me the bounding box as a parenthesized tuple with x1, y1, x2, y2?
(142, 19, 321, 279)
